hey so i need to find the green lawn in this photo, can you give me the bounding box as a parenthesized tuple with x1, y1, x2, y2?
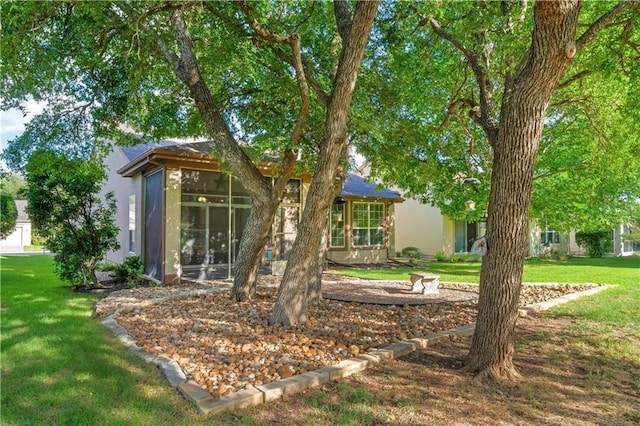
(335, 256, 640, 325)
(0, 255, 209, 425)
(1, 255, 638, 424)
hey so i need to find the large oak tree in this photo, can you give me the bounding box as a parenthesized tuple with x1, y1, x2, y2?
(1, 1, 378, 306)
(351, 0, 638, 382)
(433, 0, 638, 383)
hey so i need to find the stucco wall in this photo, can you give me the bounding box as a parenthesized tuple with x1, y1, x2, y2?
(393, 198, 445, 257)
(100, 145, 139, 265)
(326, 248, 388, 264)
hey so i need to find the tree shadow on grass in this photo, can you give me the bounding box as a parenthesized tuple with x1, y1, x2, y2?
(1, 256, 199, 425)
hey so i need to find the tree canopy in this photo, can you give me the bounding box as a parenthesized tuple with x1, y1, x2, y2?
(354, 1, 640, 231)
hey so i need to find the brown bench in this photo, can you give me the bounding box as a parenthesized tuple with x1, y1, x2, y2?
(408, 272, 440, 295)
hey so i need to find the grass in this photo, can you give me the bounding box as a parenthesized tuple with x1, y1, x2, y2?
(0, 255, 232, 425)
(22, 245, 47, 252)
(335, 256, 640, 326)
(1, 255, 638, 425)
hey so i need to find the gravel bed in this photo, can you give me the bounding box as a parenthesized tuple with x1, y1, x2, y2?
(94, 276, 599, 399)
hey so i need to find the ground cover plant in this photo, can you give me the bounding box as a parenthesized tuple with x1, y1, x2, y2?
(1, 254, 638, 425)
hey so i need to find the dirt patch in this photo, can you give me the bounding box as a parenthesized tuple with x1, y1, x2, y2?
(227, 315, 640, 426)
(322, 281, 478, 305)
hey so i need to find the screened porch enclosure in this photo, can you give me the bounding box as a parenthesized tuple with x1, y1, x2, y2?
(180, 204, 251, 267)
(179, 169, 300, 277)
(180, 169, 252, 273)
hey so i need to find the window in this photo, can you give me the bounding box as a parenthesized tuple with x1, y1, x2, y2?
(540, 226, 560, 245)
(330, 203, 345, 247)
(128, 195, 135, 253)
(274, 206, 299, 260)
(352, 202, 385, 247)
(454, 220, 485, 252)
(282, 179, 301, 204)
(622, 224, 640, 253)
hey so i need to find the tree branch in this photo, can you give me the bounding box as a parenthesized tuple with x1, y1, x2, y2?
(576, 1, 640, 52)
(557, 70, 593, 89)
(235, 0, 290, 44)
(234, 0, 311, 191)
(428, 17, 499, 144)
(333, 0, 352, 41)
(534, 164, 587, 181)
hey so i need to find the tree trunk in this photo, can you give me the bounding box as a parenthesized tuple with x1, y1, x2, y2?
(164, 11, 302, 299)
(466, 0, 581, 383)
(269, 0, 379, 326)
(306, 219, 328, 305)
(307, 148, 348, 305)
(231, 199, 281, 301)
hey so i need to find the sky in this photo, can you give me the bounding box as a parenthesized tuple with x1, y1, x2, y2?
(0, 100, 45, 151)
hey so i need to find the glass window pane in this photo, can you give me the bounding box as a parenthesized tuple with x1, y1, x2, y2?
(353, 229, 368, 247)
(352, 202, 385, 247)
(182, 170, 229, 195)
(128, 195, 136, 253)
(181, 205, 207, 266)
(330, 203, 345, 247)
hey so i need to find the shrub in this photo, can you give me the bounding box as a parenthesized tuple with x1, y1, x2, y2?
(102, 256, 144, 288)
(434, 251, 448, 262)
(400, 246, 422, 259)
(23, 151, 120, 286)
(575, 231, 612, 258)
(0, 192, 17, 239)
(539, 245, 568, 261)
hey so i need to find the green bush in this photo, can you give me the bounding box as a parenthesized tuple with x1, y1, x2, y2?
(23, 152, 120, 286)
(575, 231, 612, 258)
(539, 245, 569, 261)
(400, 246, 422, 259)
(102, 256, 144, 288)
(434, 251, 448, 262)
(0, 191, 18, 239)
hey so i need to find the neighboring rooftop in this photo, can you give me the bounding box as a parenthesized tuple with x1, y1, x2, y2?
(341, 174, 402, 201)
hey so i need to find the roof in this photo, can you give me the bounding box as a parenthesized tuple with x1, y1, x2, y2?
(341, 174, 402, 202)
(117, 140, 282, 177)
(117, 141, 401, 201)
(117, 140, 222, 176)
(120, 140, 207, 162)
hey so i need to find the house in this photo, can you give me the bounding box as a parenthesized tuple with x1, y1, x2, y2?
(393, 198, 488, 257)
(101, 140, 402, 283)
(394, 200, 639, 258)
(0, 200, 32, 253)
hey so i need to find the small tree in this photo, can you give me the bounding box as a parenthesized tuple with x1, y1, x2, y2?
(23, 151, 120, 286)
(0, 191, 18, 239)
(575, 231, 612, 258)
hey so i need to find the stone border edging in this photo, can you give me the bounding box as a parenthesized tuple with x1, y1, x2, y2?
(101, 282, 612, 415)
(517, 284, 612, 317)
